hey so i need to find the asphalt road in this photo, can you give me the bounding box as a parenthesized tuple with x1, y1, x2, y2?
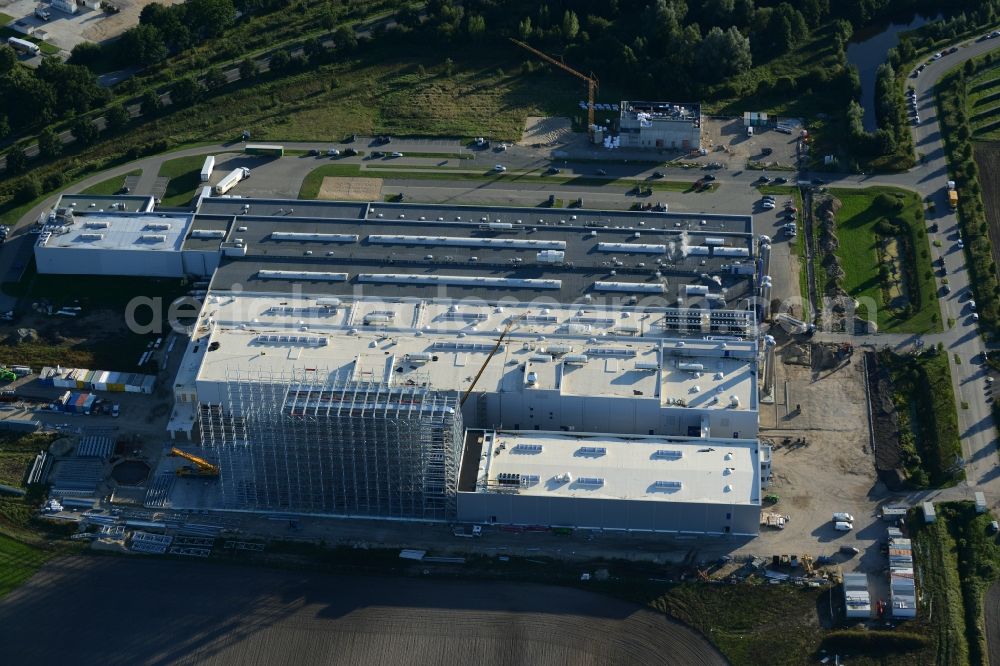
(0, 556, 726, 666)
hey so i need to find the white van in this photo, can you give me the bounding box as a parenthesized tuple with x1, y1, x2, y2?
(834, 521, 853, 532)
(833, 512, 855, 523)
(747, 126, 754, 137)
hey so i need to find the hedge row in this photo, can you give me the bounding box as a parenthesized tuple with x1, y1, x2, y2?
(936, 53, 1000, 337)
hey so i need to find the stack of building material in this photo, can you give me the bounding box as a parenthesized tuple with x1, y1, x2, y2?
(75, 436, 113, 459)
(889, 534, 917, 618)
(130, 531, 173, 554)
(843, 572, 872, 618)
(40, 367, 156, 394)
(49, 458, 103, 498)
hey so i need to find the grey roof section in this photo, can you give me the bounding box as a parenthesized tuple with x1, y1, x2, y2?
(56, 194, 154, 214)
(196, 198, 368, 220)
(191, 199, 756, 305)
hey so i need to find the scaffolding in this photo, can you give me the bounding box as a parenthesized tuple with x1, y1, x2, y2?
(199, 368, 463, 520)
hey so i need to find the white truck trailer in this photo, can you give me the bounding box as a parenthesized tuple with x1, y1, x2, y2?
(200, 156, 215, 183)
(7, 37, 40, 57)
(213, 167, 250, 195)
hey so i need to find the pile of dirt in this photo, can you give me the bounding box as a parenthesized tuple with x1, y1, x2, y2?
(781, 342, 812, 366)
(816, 196, 847, 298)
(863, 351, 905, 490)
(811, 343, 853, 371)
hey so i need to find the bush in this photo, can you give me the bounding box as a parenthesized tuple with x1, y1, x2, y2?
(13, 176, 40, 204)
(822, 629, 930, 655)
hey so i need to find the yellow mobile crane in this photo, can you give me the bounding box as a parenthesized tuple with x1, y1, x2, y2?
(169, 447, 220, 478)
(509, 38, 599, 138)
(460, 314, 526, 407)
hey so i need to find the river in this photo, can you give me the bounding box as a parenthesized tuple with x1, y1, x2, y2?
(846, 14, 939, 132)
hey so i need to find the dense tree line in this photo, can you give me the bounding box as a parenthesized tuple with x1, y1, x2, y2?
(70, 0, 236, 69)
(0, 46, 108, 144)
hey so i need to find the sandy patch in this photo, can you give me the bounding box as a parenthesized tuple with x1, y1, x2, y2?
(318, 176, 382, 201)
(520, 116, 573, 146)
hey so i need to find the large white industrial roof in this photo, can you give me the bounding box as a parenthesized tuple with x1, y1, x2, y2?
(36, 212, 193, 252)
(192, 293, 758, 409)
(472, 431, 762, 505)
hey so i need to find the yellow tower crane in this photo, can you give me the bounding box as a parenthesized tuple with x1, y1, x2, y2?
(509, 38, 599, 138)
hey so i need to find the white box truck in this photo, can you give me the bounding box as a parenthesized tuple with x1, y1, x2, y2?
(214, 167, 249, 195)
(976, 491, 987, 514)
(7, 37, 40, 57)
(200, 155, 215, 183)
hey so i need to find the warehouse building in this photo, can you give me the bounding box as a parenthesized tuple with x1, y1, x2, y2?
(33, 198, 192, 278)
(159, 291, 765, 534)
(33, 193, 766, 533)
(618, 101, 702, 150)
(457, 430, 770, 535)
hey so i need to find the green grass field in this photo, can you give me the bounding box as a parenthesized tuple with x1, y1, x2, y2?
(80, 169, 142, 196)
(883, 349, 962, 487)
(828, 187, 940, 333)
(157, 155, 208, 207)
(299, 163, 695, 199)
(0, 534, 49, 598)
(968, 64, 1000, 139)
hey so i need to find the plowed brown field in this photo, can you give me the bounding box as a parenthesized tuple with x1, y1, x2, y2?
(0, 556, 725, 666)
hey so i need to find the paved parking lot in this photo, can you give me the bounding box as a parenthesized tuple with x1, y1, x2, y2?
(0, 0, 175, 53)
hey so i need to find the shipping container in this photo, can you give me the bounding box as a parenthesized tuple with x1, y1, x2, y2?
(200, 155, 215, 183)
(244, 144, 284, 157)
(213, 167, 250, 195)
(7, 37, 39, 56)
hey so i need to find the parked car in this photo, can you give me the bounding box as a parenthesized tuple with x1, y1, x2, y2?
(773, 177, 788, 184)
(546, 167, 561, 175)
(493, 164, 506, 172)
(703, 174, 716, 181)
(834, 521, 853, 532)
(651, 171, 664, 179)
(932, 52, 942, 60)
(309, 149, 319, 156)
(839, 545, 860, 556)
(761, 201, 776, 210)
(371, 151, 385, 158)
(111, 403, 120, 418)
(102, 402, 112, 416)
(343, 148, 358, 157)
(327, 148, 340, 157)
(596, 169, 607, 176)
(833, 512, 855, 523)
(390, 151, 404, 158)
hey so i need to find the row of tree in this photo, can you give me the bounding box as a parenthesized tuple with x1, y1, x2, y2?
(0, 47, 109, 142)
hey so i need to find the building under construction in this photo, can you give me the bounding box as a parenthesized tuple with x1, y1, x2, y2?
(199, 369, 463, 520)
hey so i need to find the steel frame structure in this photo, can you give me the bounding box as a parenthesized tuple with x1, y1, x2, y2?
(199, 368, 463, 520)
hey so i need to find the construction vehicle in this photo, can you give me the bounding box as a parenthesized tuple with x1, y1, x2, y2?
(509, 38, 599, 139)
(460, 314, 526, 407)
(169, 447, 220, 478)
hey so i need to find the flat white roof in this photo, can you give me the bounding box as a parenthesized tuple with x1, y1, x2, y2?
(36, 213, 193, 252)
(192, 293, 758, 408)
(471, 430, 762, 505)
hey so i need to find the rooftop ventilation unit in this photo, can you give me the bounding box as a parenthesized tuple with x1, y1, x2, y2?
(593, 281, 665, 293)
(357, 274, 562, 289)
(254, 334, 329, 346)
(577, 446, 607, 456)
(596, 242, 666, 254)
(514, 443, 543, 454)
(83, 221, 110, 229)
(78, 233, 104, 242)
(190, 229, 226, 239)
(270, 232, 359, 242)
(563, 354, 589, 365)
(368, 234, 564, 250)
(576, 476, 605, 486)
(652, 449, 683, 460)
(653, 480, 683, 490)
(144, 223, 171, 231)
(139, 234, 167, 243)
(256, 270, 348, 281)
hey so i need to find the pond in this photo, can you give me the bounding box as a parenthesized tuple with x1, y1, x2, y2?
(846, 14, 940, 132)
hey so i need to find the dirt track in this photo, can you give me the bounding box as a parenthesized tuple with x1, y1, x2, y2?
(0, 556, 725, 666)
(985, 582, 1000, 666)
